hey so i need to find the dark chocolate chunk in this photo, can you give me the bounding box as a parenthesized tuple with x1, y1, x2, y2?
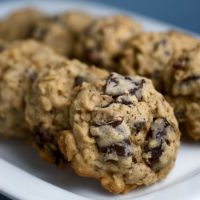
(99, 139, 133, 157)
(143, 118, 170, 166)
(115, 95, 133, 105)
(74, 76, 88, 87)
(132, 121, 146, 134)
(34, 126, 64, 165)
(144, 142, 163, 164)
(146, 118, 170, 140)
(180, 75, 200, 84)
(105, 73, 145, 101)
(172, 57, 189, 70)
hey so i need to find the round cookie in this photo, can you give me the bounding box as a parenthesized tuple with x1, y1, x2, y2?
(163, 46, 200, 140)
(164, 45, 200, 97)
(165, 96, 200, 141)
(121, 31, 198, 91)
(76, 15, 142, 72)
(56, 11, 93, 35)
(31, 17, 73, 57)
(25, 60, 109, 165)
(0, 8, 43, 41)
(58, 73, 180, 194)
(0, 40, 64, 139)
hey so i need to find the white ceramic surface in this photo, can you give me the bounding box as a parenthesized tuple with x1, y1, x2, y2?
(0, 1, 200, 200)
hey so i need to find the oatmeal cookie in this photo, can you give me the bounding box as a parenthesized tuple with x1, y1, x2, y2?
(163, 46, 200, 140)
(0, 8, 43, 41)
(76, 15, 142, 72)
(0, 40, 63, 138)
(56, 11, 93, 35)
(25, 60, 108, 165)
(58, 73, 180, 194)
(31, 17, 73, 57)
(121, 31, 198, 91)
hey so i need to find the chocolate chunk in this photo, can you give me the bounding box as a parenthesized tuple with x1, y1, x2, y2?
(172, 57, 189, 70)
(132, 121, 146, 134)
(101, 95, 133, 108)
(115, 95, 133, 105)
(147, 118, 170, 140)
(144, 142, 163, 164)
(174, 107, 186, 122)
(143, 118, 170, 166)
(180, 75, 200, 84)
(34, 126, 64, 165)
(99, 139, 133, 157)
(74, 76, 88, 87)
(105, 73, 145, 101)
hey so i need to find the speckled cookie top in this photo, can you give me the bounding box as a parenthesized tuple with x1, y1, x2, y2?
(25, 59, 108, 164)
(64, 73, 180, 194)
(77, 15, 142, 71)
(121, 31, 198, 91)
(0, 40, 60, 138)
(164, 45, 200, 98)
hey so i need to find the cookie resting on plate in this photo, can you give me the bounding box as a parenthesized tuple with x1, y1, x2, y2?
(0, 40, 65, 138)
(163, 45, 200, 140)
(25, 59, 108, 165)
(120, 31, 198, 91)
(58, 72, 180, 194)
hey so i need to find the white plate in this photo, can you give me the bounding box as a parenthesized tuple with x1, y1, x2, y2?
(0, 1, 200, 200)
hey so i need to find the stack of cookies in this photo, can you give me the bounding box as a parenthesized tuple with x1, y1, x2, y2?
(0, 8, 199, 194)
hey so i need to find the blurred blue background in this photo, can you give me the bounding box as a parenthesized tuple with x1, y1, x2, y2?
(97, 0, 200, 33)
(0, 0, 198, 199)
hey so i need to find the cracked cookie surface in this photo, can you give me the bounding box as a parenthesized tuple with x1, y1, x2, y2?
(59, 73, 180, 194)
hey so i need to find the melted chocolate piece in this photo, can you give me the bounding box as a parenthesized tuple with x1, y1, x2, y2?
(144, 142, 163, 164)
(99, 139, 132, 157)
(115, 95, 133, 105)
(172, 57, 189, 70)
(74, 76, 88, 86)
(144, 118, 170, 166)
(105, 73, 145, 101)
(147, 118, 170, 140)
(34, 126, 64, 165)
